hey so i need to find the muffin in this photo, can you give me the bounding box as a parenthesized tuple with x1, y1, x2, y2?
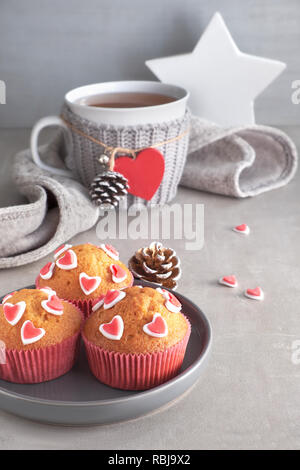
(0, 288, 82, 383)
(36, 243, 133, 317)
(83, 286, 190, 390)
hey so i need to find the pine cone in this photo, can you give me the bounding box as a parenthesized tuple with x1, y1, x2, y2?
(89, 170, 129, 208)
(128, 241, 181, 290)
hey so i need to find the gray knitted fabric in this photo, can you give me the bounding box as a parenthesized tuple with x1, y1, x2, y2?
(182, 116, 298, 197)
(0, 117, 297, 268)
(61, 104, 191, 206)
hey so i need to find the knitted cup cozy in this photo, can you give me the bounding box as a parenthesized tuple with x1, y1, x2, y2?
(61, 104, 190, 206)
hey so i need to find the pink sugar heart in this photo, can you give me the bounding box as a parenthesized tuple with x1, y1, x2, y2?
(143, 313, 168, 338)
(219, 275, 238, 288)
(245, 287, 264, 301)
(103, 290, 126, 309)
(79, 273, 101, 295)
(3, 301, 26, 326)
(41, 294, 63, 315)
(40, 261, 55, 280)
(99, 315, 124, 340)
(110, 264, 127, 283)
(233, 223, 250, 235)
(21, 320, 45, 345)
(56, 249, 77, 270)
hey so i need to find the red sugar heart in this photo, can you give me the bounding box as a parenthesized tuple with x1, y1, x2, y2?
(223, 275, 236, 285)
(110, 264, 127, 283)
(167, 292, 181, 308)
(245, 287, 264, 301)
(100, 244, 119, 260)
(41, 294, 63, 315)
(104, 290, 121, 304)
(54, 243, 72, 259)
(143, 313, 168, 337)
(219, 275, 238, 288)
(114, 148, 165, 200)
(233, 223, 250, 235)
(56, 249, 77, 270)
(247, 287, 260, 296)
(40, 262, 55, 280)
(79, 273, 101, 295)
(46, 295, 63, 311)
(92, 294, 105, 312)
(100, 315, 124, 340)
(3, 302, 26, 326)
(21, 320, 45, 345)
(103, 290, 126, 309)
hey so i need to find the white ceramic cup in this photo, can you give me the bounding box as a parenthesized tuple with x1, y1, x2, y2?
(30, 81, 189, 177)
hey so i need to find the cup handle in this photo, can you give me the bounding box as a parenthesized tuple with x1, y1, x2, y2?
(30, 116, 74, 177)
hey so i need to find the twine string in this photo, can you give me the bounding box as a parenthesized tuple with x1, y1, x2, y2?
(60, 115, 189, 171)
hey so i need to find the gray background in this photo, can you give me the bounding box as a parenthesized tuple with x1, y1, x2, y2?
(0, 0, 299, 127)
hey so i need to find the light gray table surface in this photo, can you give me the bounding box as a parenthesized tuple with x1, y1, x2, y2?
(0, 126, 299, 450)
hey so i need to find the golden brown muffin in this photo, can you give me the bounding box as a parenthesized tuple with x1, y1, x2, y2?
(83, 286, 188, 354)
(0, 288, 82, 350)
(36, 243, 133, 301)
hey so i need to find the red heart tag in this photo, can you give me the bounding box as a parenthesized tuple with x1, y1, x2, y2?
(114, 148, 165, 200)
(110, 264, 127, 283)
(143, 313, 168, 337)
(41, 295, 63, 315)
(21, 320, 45, 345)
(79, 273, 101, 295)
(3, 301, 26, 326)
(99, 315, 124, 340)
(56, 249, 77, 270)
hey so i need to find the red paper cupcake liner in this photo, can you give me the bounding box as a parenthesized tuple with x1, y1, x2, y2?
(0, 330, 81, 384)
(82, 317, 191, 391)
(36, 271, 134, 319)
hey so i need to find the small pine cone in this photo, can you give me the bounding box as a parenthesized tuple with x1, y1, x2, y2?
(128, 241, 181, 290)
(89, 170, 129, 208)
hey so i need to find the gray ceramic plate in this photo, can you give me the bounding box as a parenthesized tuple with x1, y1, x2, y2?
(0, 281, 212, 425)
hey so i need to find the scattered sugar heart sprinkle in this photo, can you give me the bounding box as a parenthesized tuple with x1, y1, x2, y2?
(244, 287, 264, 301)
(219, 275, 238, 288)
(233, 224, 250, 235)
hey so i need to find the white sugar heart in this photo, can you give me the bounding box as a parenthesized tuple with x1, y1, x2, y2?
(92, 295, 105, 312)
(3, 301, 26, 326)
(79, 272, 101, 295)
(54, 243, 72, 259)
(100, 244, 119, 261)
(38, 287, 57, 296)
(156, 288, 181, 313)
(244, 287, 264, 301)
(56, 249, 77, 270)
(219, 275, 238, 288)
(99, 315, 124, 340)
(110, 264, 127, 283)
(143, 313, 168, 338)
(233, 224, 250, 235)
(39, 261, 55, 280)
(103, 290, 126, 309)
(41, 295, 64, 316)
(21, 320, 45, 345)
